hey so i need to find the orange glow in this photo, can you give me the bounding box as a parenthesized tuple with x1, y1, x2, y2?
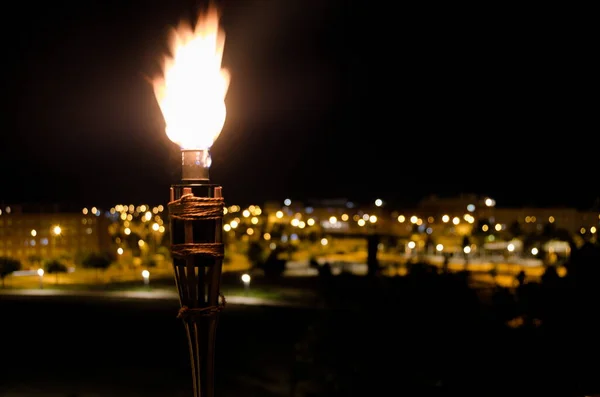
(153, 5, 230, 150)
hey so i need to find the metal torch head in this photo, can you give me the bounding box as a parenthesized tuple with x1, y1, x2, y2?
(181, 149, 211, 182)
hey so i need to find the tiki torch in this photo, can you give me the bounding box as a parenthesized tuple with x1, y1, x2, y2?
(153, 5, 230, 397)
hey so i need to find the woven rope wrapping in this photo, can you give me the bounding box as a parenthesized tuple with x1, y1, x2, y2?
(168, 194, 225, 258)
(168, 193, 226, 320)
(169, 194, 224, 220)
(171, 243, 224, 258)
(177, 294, 227, 320)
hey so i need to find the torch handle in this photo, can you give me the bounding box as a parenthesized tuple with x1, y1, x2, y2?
(169, 183, 224, 397)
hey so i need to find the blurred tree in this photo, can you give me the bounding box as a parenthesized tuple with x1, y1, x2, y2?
(247, 241, 265, 269)
(411, 223, 421, 234)
(45, 259, 68, 284)
(367, 234, 380, 277)
(425, 234, 435, 255)
(269, 224, 285, 241)
(74, 250, 91, 267)
(507, 220, 523, 240)
(521, 223, 576, 265)
(27, 255, 43, 268)
(286, 243, 297, 260)
(309, 256, 319, 269)
(541, 222, 557, 238)
(142, 257, 158, 268)
(0, 257, 21, 287)
(307, 230, 319, 243)
(125, 232, 143, 257)
(462, 235, 470, 249)
(81, 252, 112, 282)
(564, 242, 600, 285)
(522, 232, 540, 259)
(261, 248, 286, 279)
(472, 219, 491, 248)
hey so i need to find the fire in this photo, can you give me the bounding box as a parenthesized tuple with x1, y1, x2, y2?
(153, 6, 230, 150)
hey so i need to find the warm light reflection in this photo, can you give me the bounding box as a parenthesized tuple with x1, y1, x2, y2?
(153, 5, 230, 149)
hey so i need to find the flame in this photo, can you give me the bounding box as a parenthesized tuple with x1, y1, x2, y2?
(153, 6, 230, 150)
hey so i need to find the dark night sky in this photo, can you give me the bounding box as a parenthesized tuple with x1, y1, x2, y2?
(0, 1, 597, 209)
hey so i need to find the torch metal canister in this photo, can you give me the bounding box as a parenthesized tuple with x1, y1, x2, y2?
(168, 155, 225, 397)
(181, 149, 212, 181)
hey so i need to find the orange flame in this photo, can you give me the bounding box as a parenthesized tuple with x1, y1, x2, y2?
(153, 6, 230, 150)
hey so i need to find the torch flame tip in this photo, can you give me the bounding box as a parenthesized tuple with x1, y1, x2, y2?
(153, 4, 229, 150)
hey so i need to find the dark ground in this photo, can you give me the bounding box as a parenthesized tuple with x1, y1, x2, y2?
(0, 286, 597, 397)
(0, 295, 311, 397)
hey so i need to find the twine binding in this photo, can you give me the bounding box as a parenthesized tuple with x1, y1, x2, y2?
(177, 294, 227, 320)
(168, 192, 226, 320)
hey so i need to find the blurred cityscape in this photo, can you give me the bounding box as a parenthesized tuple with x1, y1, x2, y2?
(1, 194, 598, 289)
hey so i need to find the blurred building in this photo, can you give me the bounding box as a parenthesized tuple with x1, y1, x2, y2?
(264, 198, 386, 235)
(0, 204, 111, 267)
(264, 195, 599, 238)
(259, 195, 598, 256)
(416, 194, 599, 235)
(2, 195, 598, 268)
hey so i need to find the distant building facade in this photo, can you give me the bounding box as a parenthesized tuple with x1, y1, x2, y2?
(2, 195, 598, 267)
(263, 195, 599, 242)
(0, 204, 111, 267)
(416, 194, 599, 236)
